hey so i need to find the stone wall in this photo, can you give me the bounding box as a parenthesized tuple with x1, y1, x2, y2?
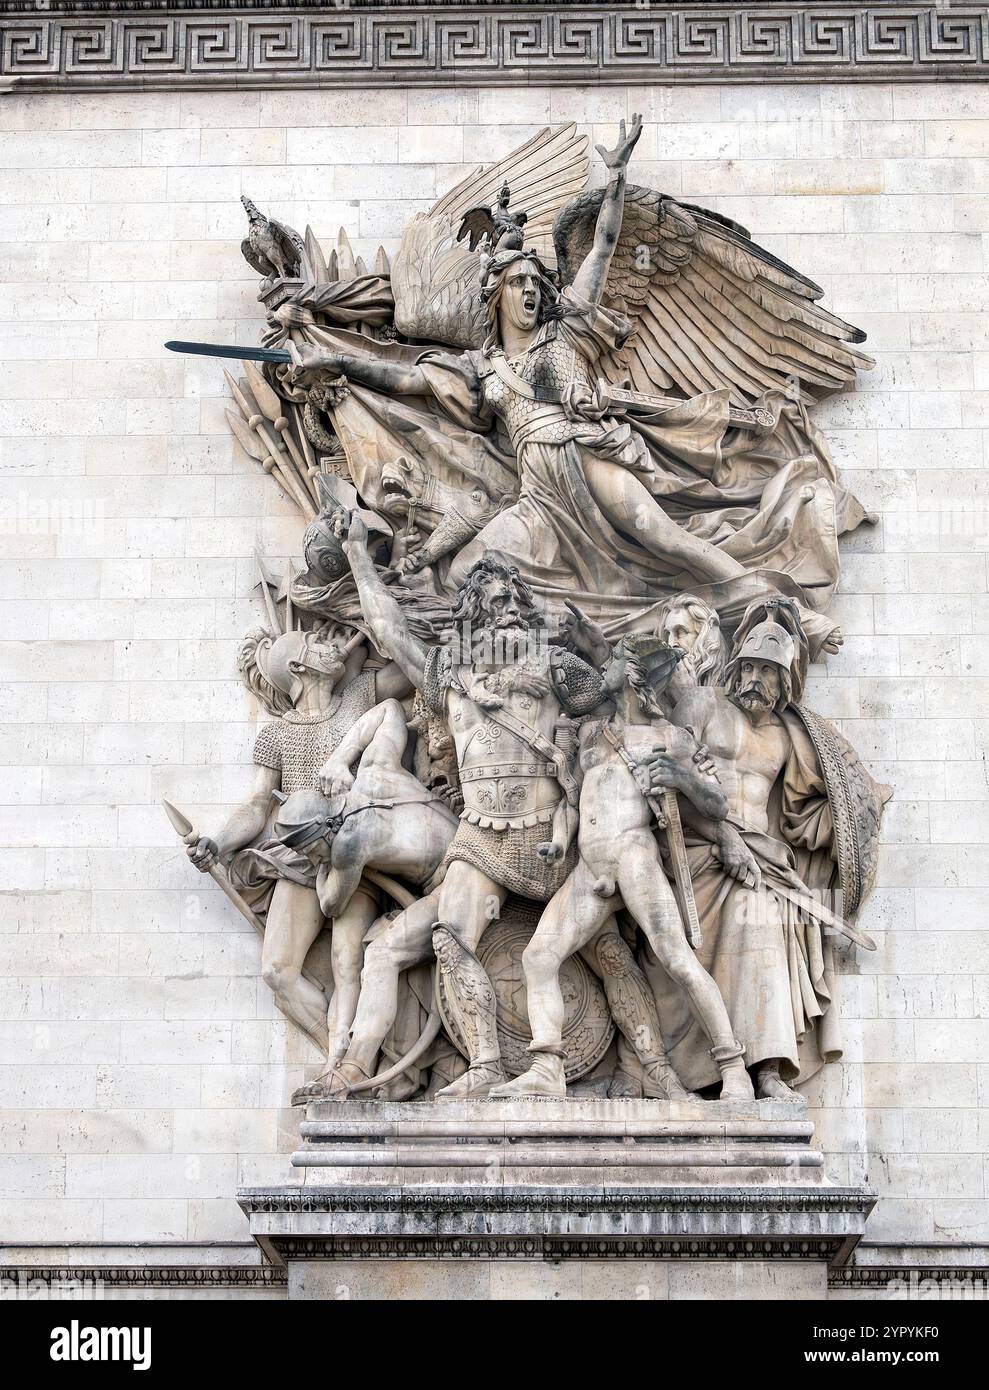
(1, 81, 986, 1274)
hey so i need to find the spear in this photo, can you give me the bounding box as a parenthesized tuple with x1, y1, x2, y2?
(162, 799, 266, 937)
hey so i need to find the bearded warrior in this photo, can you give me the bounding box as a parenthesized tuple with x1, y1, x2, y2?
(321, 511, 605, 1100)
(652, 601, 888, 1098)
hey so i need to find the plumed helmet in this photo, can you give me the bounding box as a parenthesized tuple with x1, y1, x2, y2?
(733, 620, 796, 673)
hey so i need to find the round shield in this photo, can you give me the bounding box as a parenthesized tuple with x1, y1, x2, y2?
(436, 896, 615, 1082)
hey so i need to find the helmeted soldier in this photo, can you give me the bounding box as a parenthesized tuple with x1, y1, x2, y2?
(184, 623, 412, 1063)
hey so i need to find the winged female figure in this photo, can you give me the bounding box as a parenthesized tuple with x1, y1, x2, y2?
(283, 118, 873, 658)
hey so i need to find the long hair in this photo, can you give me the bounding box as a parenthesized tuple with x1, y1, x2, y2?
(657, 594, 728, 688)
(237, 626, 292, 717)
(621, 634, 680, 718)
(450, 551, 545, 631)
(481, 252, 561, 348)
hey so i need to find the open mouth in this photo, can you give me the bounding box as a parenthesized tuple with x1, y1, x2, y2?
(381, 472, 408, 497)
(523, 295, 537, 314)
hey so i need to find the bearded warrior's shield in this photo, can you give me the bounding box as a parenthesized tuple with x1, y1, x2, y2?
(792, 705, 893, 918)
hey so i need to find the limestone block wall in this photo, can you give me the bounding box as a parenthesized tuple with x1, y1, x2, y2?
(0, 81, 986, 1265)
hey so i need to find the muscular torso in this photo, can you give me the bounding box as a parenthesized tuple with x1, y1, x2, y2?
(577, 721, 664, 870)
(676, 689, 789, 834)
(445, 657, 565, 830)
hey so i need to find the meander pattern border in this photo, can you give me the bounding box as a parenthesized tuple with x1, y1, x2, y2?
(2, 4, 988, 90)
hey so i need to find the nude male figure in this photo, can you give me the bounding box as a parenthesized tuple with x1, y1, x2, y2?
(491, 636, 754, 1101)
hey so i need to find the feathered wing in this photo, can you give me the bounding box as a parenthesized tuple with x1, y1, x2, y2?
(240, 213, 305, 279)
(391, 123, 589, 348)
(553, 187, 873, 405)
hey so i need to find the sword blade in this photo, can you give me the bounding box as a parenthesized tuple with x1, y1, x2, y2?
(659, 788, 703, 950)
(165, 340, 292, 364)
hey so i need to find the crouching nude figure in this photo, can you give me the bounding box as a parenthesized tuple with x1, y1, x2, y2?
(491, 636, 755, 1102)
(277, 698, 460, 1103)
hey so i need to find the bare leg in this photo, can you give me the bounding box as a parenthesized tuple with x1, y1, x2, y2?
(326, 887, 379, 1066)
(490, 868, 612, 1100)
(617, 840, 754, 1100)
(292, 892, 440, 1105)
(343, 891, 441, 1078)
(583, 455, 746, 585)
(261, 879, 328, 1046)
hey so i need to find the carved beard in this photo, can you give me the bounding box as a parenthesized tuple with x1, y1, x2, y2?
(736, 681, 774, 711)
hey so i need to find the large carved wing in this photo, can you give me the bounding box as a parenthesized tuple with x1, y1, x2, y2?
(553, 187, 873, 404)
(391, 123, 589, 348)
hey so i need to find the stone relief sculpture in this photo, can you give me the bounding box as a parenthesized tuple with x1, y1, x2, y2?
(166, 118, 891, 1106)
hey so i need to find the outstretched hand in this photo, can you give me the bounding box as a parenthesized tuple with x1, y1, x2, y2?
(596, 114, 644, 173)
(286, 340, 341, 386)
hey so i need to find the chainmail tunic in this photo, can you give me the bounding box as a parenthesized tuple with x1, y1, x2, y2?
(478, 331, 597, 449)
(252, 670, 377, 795)
(441, 819, 576, 903)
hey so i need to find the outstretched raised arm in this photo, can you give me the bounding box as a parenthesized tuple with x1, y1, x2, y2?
(571, 114, 643, 308)
(337, 511, 429, 689)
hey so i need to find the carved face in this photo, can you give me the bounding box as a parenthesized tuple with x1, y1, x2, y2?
(302, 836, 333, 869)
(475, 570, 523, 629)
(660, 604, 702, 655)
(499, 260, 542, 335)
(287, 632, 346, 695)
(736, 659, 782, 712)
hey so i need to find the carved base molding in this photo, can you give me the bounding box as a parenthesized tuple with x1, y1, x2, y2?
(2, 2, 987, 92)
(236, 1099, 875, 1291)
(5, 1254, 985, 1297)
(240, 1187, 875, 1268)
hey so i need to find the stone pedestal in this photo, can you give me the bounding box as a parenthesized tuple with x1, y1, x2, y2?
(239, 1099, 874, 1300)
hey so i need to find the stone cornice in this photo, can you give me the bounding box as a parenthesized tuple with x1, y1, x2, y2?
(1, 3, 986, 91)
